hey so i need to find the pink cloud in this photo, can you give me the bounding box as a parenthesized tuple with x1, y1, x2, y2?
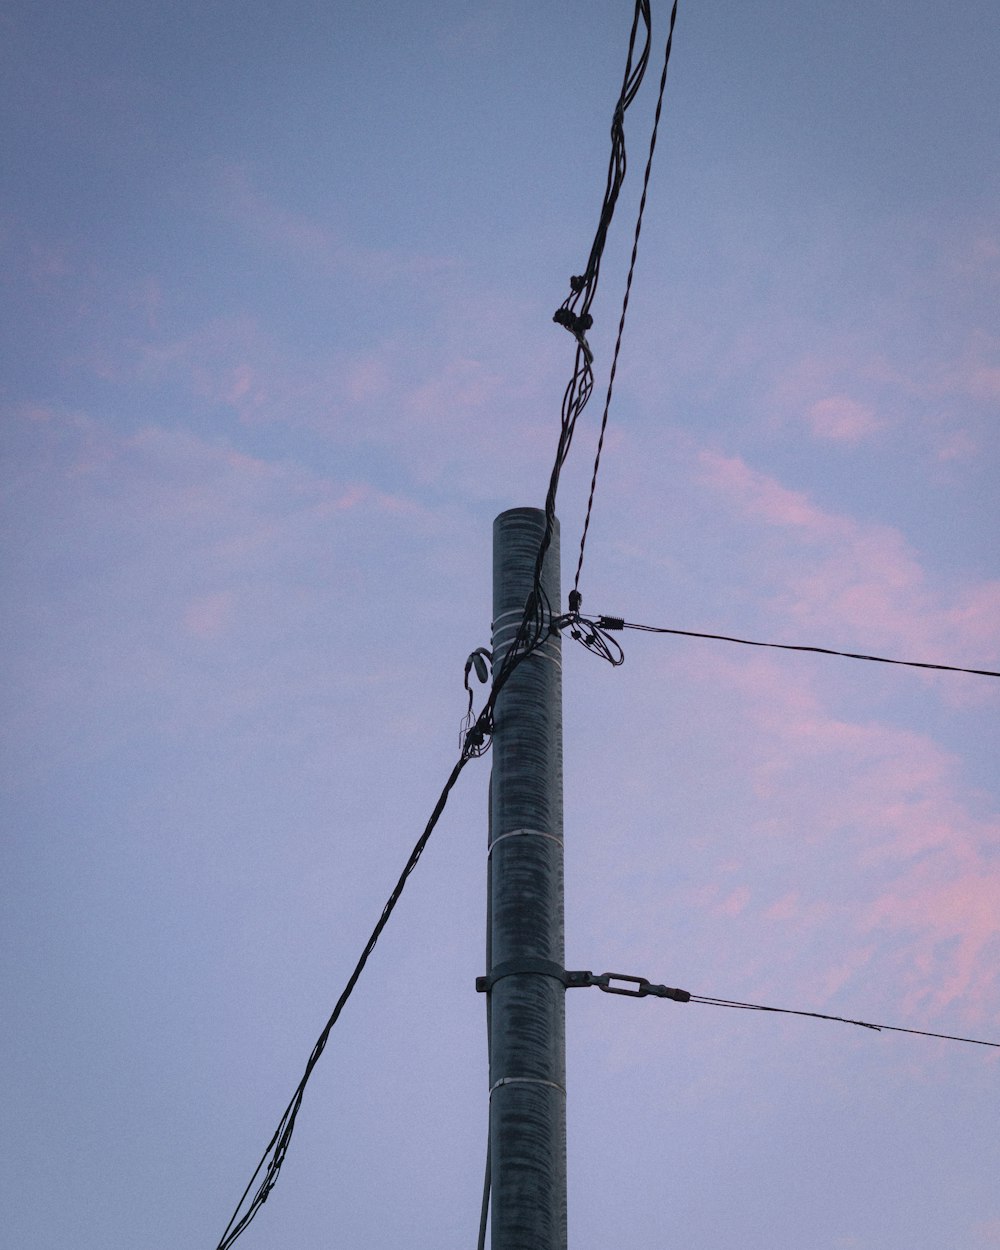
(344, 355, 392, 403)
(708, 651, 1000, 1023)
(806, 395, 882, 443)
(214, 164, 455, 283)
(935, 429, 978, 461)
(769, 351, 890, 444)
(697, 450, 1000, 683)
(714, 885, 751, 917)
(971, 1218, 1000, 1248)
(182, 591, 235, 639)
(406, 357, 503, 422)
(866, 863, 1000, 1018)
(698, 449, 841, 535)
(763, 892, 802, 922)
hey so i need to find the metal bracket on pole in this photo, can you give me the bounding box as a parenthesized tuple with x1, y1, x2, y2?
(478, 963, 691, 1002)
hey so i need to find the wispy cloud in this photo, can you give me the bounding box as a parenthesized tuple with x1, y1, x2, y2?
(667, 649, 1000, 1025)
(697, 449, 1000, 678)
(0, 405, 440, 793)
(213, 163, 456, 283)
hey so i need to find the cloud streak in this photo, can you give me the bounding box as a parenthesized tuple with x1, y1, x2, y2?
(697, 449, 1000, 679)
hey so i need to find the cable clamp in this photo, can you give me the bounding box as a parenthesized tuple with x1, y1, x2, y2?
(475, 962, 689, 1000)
(477, 959, 582, 993)
(552, 307, 594, 335)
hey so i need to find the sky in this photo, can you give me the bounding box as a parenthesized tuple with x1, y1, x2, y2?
(2, 2, 999, 1247)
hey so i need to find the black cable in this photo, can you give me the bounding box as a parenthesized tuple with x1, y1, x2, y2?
(594, 615, 1000, 679)
(585, 971, 999, 1048)
(477, 1131, 491, 1250)
(687, 994, 1000, 1048)
(216, 589, 573, 1247)
(542, 0, 656, 632)
(573, 0, 680, 605)
(215, 750, 473, 1249)
(219, 10, 670, 1242)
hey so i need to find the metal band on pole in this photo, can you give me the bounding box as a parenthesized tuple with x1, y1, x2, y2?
(488, 507, 567, 1250)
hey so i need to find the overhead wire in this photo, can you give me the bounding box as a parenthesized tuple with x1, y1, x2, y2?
(572, 0, 680, 607)
(544, 0, 655, 631)
(581, 614, 1000, 678)
(474, 0, 659, 749)
(215, 750, 472, 1250)
(217, 5, 673, 1242)
(685, 993, 1000, 1049)
(472, 9, 663, 1237)
(578, 969, 998, 1048)
(216, 621, 557, 1248)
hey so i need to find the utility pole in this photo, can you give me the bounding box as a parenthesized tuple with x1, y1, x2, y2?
(487, 506, 567, 1250)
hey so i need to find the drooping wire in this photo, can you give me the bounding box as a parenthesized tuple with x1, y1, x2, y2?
(215, 750, 473, 1250)
(590, 615, 1000, 679)
(686, 994, 1000, 1048)
(217, 622, 554, 1249)
(477, 1131, 491, 1250)
(583, 970, 999, 1048)
(554, 1, 651, 335)
(561, 613, 626, 666)
(573, 0, 680, 606)
(215, 602, 578, 1248)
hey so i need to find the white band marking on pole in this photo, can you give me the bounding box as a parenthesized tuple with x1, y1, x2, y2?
(490, 1076, 566, 1097)
(488, 828, 564, 854)
(492, 645, 563, 674)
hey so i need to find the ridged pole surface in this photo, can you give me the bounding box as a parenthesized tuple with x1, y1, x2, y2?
(489, 507, 566, 1250)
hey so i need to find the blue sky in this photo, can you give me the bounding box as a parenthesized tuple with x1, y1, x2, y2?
(2, 3, 999, 1248)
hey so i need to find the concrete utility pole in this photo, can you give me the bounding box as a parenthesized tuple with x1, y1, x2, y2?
(487, 506, 567, 1250)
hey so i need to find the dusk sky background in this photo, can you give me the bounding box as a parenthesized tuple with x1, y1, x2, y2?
(2, 2, 999, 1247)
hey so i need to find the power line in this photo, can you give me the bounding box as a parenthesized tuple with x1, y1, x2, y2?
(543, 0, 656, 630)
(215, 750, 473, 1250)
(573, 0, 680, 606)
(575, 614, 1000, 679)
(215, 612, 563, 1249)
(575, 970, 999, 1048)
(216, 10, 667, 1239)
(687, 993, 1000, 1049)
